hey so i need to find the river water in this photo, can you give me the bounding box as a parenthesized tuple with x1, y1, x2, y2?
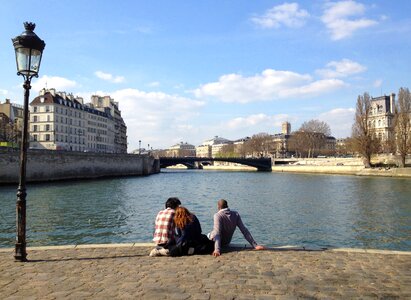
(0, 170, 410, 250)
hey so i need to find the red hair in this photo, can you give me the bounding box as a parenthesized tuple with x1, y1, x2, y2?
(174, 206, 193, 229)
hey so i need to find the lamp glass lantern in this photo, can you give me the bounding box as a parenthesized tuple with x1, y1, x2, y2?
(12, 22, 45, 79)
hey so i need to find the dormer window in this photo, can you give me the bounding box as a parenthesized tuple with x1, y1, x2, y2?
(40, 97, 45, 103)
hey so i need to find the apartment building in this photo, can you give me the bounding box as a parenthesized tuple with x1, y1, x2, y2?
(29, 88, 124, 153)
(90, 95, 127, 153)
(196, 136, 232, 158)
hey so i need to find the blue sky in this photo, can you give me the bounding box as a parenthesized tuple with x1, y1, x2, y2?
(1, 1, 410, 150)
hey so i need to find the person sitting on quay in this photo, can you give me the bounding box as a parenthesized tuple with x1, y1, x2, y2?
(167, 206, 214, 257)
(208, 199, 265, 257)
(150, 197, 181, 257)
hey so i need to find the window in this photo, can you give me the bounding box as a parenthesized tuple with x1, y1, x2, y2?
(33, 116, 37, 122)
(33, 125, 37, 132)
(33, 135, 37, 141)
(47, 115, 50, 122)
(45, 106, 50, 112)
(46, 124, 50, 131)
(46, 134, 50, 141)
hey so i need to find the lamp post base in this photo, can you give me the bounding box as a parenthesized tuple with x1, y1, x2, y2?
(14, 243, 27, 262)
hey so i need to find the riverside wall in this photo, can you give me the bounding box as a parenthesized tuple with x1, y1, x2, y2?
(0, 147, 160, 184)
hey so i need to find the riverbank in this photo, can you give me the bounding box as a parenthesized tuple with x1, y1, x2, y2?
(168, 161, 411, 178)
(272, 157, 411, 177)
(0, 243, 409, 299)
(272, 165, 411, 177)
(0, 148, 160, 184)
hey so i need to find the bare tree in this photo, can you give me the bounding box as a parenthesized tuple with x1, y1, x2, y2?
(288, 130, 308, 158)
(393, 87, 411, 167)
(290, 119, 331, 158)
(300, 119, 331, 136)
(218, 144, 235, 157)
(234, 143, 247, 158)
(245, 133, 273, 157)
(352, 92, 380, 167)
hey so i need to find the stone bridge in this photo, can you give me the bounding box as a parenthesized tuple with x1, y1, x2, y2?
(159, 156, 272, 172)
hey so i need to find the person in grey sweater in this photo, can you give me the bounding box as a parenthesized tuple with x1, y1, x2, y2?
(208, 199, 265, 257)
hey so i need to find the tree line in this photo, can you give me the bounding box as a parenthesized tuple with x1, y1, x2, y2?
(217, 119, 334, 159)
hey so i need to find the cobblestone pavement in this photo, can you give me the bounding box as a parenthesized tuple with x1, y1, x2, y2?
(0, 244, 410, 299)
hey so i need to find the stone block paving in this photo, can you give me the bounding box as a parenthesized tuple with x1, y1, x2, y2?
(0, 245, 410, 299)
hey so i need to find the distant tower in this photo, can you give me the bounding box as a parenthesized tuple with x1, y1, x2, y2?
(282, 121, 291, 135)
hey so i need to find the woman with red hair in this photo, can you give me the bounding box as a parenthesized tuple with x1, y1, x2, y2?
(169, 206, 214, 256)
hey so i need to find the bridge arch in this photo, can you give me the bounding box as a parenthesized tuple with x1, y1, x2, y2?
(159, 157, 272, 172)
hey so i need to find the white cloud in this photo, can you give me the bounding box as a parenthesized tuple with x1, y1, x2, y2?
(225, 114, 290, 131)
(251, 2, 309, 29)
(318, 107, 355, 137)
(316, 59, 367, 78)
(148, 81, 160, 87)
(194, 69, 345, 103)
(321, 1, 378, 40)
(31, 75, 78, 93)
(373, 79, 383, 88)
(0, 89, 8, 95)
(109, 88, 205, 149)
(94, 71, 125, 83)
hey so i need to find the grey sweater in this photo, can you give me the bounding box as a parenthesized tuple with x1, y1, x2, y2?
(209, 208, 258, 252)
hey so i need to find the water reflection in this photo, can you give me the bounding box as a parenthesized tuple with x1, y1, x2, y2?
(0, 170, 410, 250)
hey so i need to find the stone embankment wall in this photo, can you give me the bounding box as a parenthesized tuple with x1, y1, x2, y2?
(0, 148, 160, 184)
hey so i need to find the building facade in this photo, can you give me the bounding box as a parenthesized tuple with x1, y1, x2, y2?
(368, 94, 395, 141)
(196, 136, 232, 158)
(29, 89, 126, 153)
(90, 95, 127, 153)
(166, 142, 196, 157)
(0, 99, 23, 146)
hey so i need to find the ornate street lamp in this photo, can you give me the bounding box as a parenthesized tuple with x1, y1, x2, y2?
(12, 22, 45, 261)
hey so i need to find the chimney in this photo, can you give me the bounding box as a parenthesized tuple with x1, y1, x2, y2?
(390, 93, 396, 114)
(49, 88, 56, 96)
(5, 99, 10, 104)
(39, 88, 46, 96)
(57, 91, 67, 99)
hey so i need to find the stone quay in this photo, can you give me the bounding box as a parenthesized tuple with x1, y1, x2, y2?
(0, 148, 160, 184)
(0, 243, 410, 299)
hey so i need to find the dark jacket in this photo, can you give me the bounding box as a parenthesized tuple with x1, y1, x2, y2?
(170, 214, 214, 256)
(176, 215, 202, 245)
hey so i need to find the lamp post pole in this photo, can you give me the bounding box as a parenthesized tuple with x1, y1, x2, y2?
(12, 22, 45, 261)
(139, 140, 141, 155)
(15, 79, 31, 261)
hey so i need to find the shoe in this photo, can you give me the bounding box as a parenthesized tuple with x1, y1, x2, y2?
(149, 247, 169, 257)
